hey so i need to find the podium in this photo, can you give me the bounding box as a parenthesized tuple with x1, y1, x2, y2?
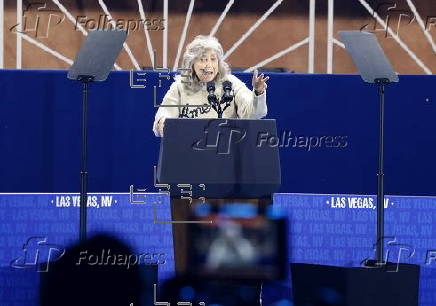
(157, 118, 281, 273)
(158, 118, 281, 198)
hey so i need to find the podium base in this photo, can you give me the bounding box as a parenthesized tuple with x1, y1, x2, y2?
(291, 263, 420, 306)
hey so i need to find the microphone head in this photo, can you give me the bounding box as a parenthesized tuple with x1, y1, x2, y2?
(207, 81, 215, 92)
(222, 80, 232, 91)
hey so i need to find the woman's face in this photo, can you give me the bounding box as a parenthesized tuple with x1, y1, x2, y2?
(193, 49, 219, 83)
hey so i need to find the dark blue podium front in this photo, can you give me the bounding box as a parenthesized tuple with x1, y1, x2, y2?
(157, 118, 281, 198)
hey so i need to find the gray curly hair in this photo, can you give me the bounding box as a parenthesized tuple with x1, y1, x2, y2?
(176, 35, 230, 94)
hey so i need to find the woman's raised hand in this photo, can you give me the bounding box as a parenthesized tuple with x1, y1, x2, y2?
(252, 69, 269, 95)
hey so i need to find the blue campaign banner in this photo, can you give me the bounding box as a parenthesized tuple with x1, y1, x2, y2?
(1, 193, 436, 305)
(273, 193, 436, 306)
(0, 193, 175, 306)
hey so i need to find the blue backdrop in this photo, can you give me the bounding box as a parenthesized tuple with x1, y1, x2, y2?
(1, 70, 435, 305)
(0, 70, 435, 195)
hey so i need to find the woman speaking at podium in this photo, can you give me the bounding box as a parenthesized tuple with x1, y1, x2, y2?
(153, 35, 269, 137)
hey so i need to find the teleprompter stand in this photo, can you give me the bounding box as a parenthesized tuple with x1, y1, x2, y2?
(339, 30, 399, 266)
(291, 31, 419, 306)
(68, 30, 127, 242)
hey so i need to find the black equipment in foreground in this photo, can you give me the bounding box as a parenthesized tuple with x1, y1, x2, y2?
(291, 263, 420, 306)
(67, 29, 127, 242)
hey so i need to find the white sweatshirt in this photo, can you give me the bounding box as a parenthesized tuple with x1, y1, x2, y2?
(152, 74, 267, 136)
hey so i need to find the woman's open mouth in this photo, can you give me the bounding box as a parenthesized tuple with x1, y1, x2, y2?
(201, 69, 214, 76)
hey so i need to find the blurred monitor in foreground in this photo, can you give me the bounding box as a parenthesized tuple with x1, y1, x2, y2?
(160, 203, 288, 305)
(186, 203, 288, 281)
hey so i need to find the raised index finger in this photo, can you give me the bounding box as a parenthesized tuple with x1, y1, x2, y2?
(253, 69, 259, 81)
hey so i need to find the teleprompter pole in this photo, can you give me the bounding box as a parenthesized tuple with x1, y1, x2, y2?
(78, 75, 94, 243)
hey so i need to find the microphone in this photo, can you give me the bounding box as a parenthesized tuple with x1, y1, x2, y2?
(207, 81, 215, 95)
(222, 81, 233, 103)
(207, 82, 218, 106)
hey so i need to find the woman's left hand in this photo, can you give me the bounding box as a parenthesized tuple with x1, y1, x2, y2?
(252, 69, 269, 95)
